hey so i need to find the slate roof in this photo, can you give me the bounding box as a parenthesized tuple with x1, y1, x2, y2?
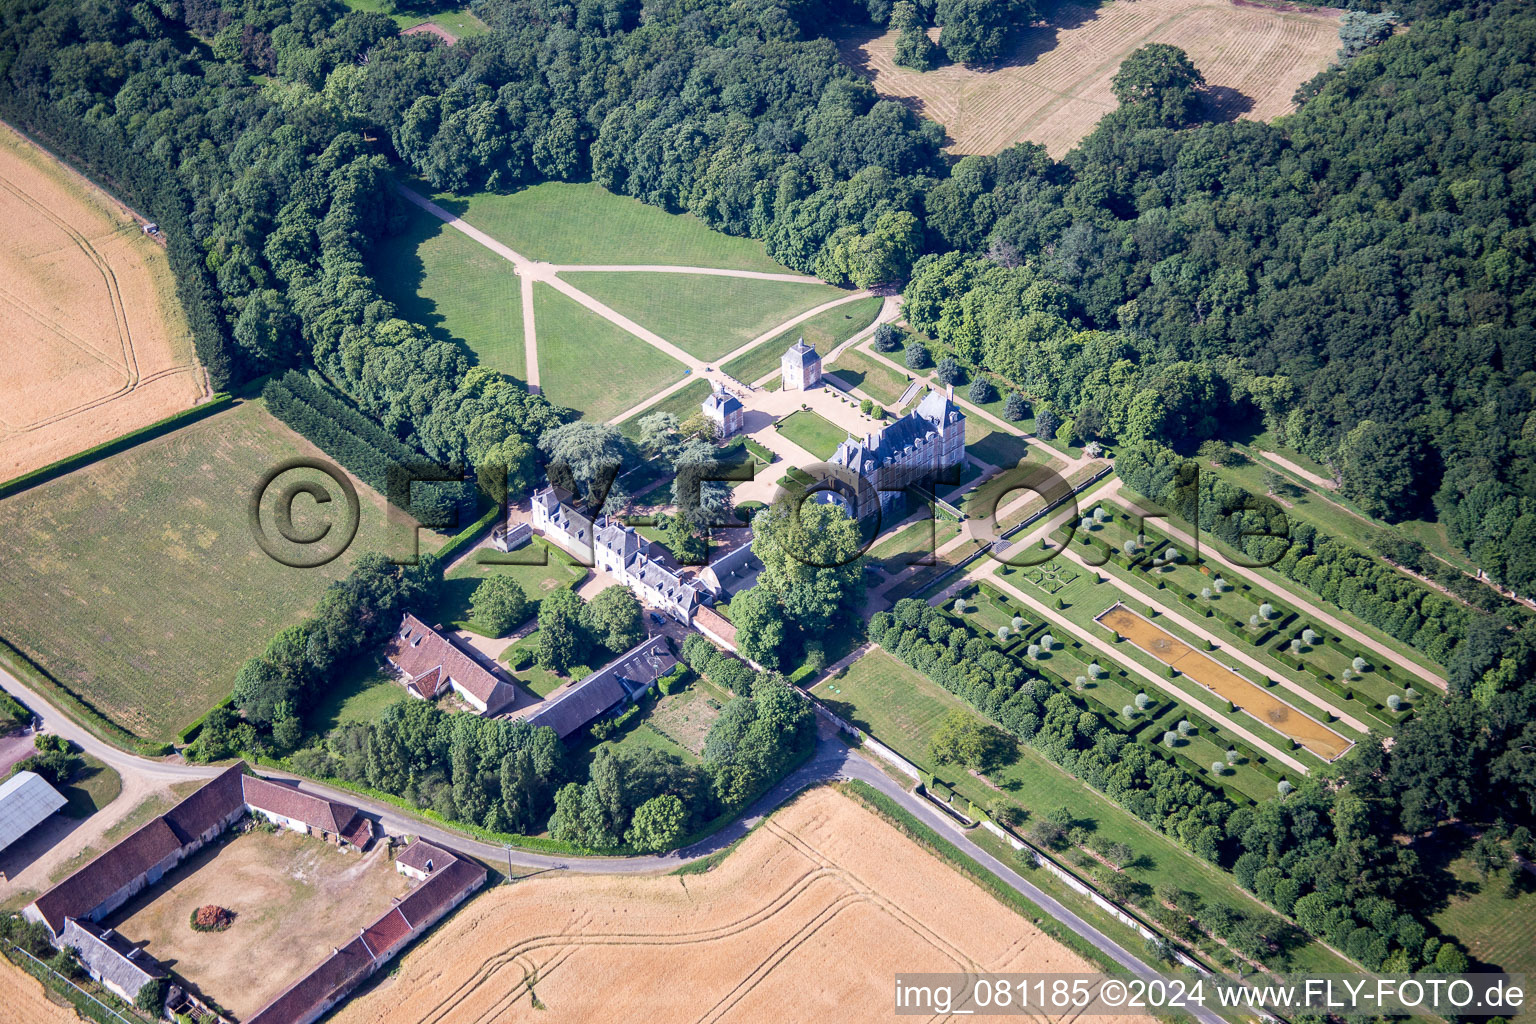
(702, 389, 743, 416)
(31, 817, 185, 935)
(385, 614, 518, 715)
(62, 920, 165, 997)
(697, 543, 761, 597)
(782, 338, 820, 367)
(522, 639, 677, 739)
(0, 770, 66, 853)
(832, 386, 962, 474)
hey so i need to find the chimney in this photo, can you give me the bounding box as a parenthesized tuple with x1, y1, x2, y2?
(946, 382, 953, 399)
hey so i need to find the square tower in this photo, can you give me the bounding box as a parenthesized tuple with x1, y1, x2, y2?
(780, 338, 822, 391)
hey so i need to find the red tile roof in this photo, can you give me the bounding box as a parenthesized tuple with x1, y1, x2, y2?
(245, 936, 376, 1024)
(360, 907, 412, 959)
(163, 762, 247, 842)
(395, 839, 450, 874)
(385, 614, 519, 715)
(395, 857, 486, 929)
(31, 816, 186, 936)
(242, 777, 363, 838)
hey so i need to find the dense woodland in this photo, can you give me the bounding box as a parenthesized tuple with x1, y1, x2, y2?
(1, 0, 1534, 924)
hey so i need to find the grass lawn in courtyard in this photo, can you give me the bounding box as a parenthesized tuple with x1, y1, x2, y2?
(722, 295, 884, 384)
(813, 649, 1351, 974)
(826, 347, 912, 405)
(371, 205, 524, 380)
(559, 272, 845, 362)
(0, 401, 445, 743)
(307, 662, 406, 733)
(426, 538, 589, 629)
(532, 282, 686, 421)
(421, 181, 792, 271)
(773, 409, 849, 461)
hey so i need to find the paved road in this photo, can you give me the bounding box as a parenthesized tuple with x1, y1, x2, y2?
(1, 663, 1216, 1011)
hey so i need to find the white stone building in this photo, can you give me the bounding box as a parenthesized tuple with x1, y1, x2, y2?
(780, 338, 822, 390)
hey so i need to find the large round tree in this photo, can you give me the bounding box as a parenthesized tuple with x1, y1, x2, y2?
(1111, 44, 1206, 128)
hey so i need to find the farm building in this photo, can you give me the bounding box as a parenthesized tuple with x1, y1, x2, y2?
(247, 845, 486, 1024)
(62, 919, 167, 1004)
(384, 614, 521, 715)
(781, 338, 822, 391)
(395, 839, 453, 882)
(522, 637, 678, 739)
(26, 763, 374, 943)
(0, 769, 66, 854)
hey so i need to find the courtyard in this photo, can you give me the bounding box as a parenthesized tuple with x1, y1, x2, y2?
(104, 827, 412, 1018)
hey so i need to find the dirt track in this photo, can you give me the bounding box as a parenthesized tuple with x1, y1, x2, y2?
(334, 787, 1155, 1024)
(0, 122, 202, 478)
(840, 0, 1339, 156)
(1098, 603, 1350, 760)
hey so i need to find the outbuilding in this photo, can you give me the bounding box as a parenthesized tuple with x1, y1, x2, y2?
(0, 769, 67, 855)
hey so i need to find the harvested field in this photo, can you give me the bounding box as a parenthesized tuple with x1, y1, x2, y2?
(1097, 603, 1351, 760)
(839, 0, 1340, 157)
(0, 958, 81, 1024)
(0, 122, 203, 479)
(106, 828, 412, 1019)
(334, 786, 1152, 1024)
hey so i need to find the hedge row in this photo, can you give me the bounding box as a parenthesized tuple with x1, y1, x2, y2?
(0, 393, 233, 500)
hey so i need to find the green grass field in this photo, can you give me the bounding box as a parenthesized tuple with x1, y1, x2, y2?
(371, 206, 525, 381)
(773, 409, 849, 461)
(814, 649, 1352, 973)
(1425, 842, 1536, 983)
(558, 272, 845, 362)
(722, 295, 884, 385)
(339, 0, 488, 36)
(532, 283, 686, 421)
(425, 538, 589, 627)
(426, 182, 792, 271)
(826, 347, 911, 405)
(0, 401, 429, 742)
(616, 378, 712, 439)
(307, 663, 407, 734)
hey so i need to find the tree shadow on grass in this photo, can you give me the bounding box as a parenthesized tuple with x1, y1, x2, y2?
(1202, 86, 1257, 123)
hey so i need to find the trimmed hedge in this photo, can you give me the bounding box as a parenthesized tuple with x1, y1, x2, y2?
(0, 393, 233, 499)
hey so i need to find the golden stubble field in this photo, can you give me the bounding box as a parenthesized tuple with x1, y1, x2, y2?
(840, 0, 1341, 156)
(335, 786, 1156, 1024)
(0, 959, 82, 1024)
(0, 122, 204, 478)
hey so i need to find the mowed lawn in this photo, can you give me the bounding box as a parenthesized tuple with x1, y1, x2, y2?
(372, 206, 525, 381)
(531, 283, 686, 421)
(826, 347, 910, 405)
(1427, 845, 1536, 979)
(0, 401, 416, 742)
(557, 272, 846, 362)
(774, 409, 849, 461)
(340, 0, 488, 34)
(431, 182, 793, 271)
(617, 378, 713, 439)
(723, 295, 883, 385)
